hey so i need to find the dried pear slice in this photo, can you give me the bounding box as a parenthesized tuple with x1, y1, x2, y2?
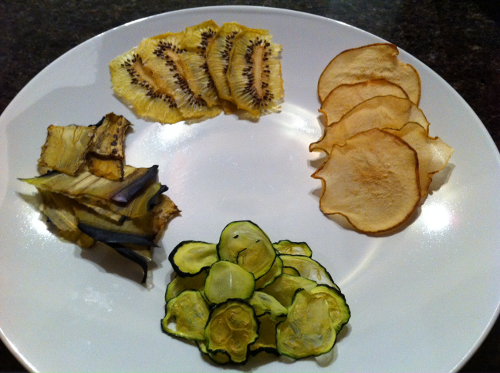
(385, 122, 454, 197)
(318, 43, 421, 105)
(310, 95, 430, 154)
(204, 261, 255, 305)
(38, 190, 94, 248)
(168, 241, 218, 277)
(227, 28, 284, 116)
(205, 300, 259, 364)
(320, 79, 409, 126)
(109, 48, 183, 124)
(137, 32, 222, 120)
(38, 124, 95, 176)
(206, 22, 248, 102)
(162, 290, 210, 341)
(312, 129, 421, 233)
(273, 240, 312, 257)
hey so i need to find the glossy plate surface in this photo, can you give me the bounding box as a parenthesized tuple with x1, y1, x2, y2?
(1, 6, 499, 373)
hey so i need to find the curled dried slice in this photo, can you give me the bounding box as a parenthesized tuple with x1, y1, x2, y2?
(320, 79, 408, 126)
(168, 241, 218, 277)
(162, 290, 210, 341)
(310, 95, 429, 154)
(227, 28, 284, 116)
(385, 122, 454, 197)
(318, 43, 421, 105)
(165, 271, 207, 303)
(312, 129, 421, 233)
(137, 32, 222, 120)
(206, 22, 248, 102)
(38, 124, 95, 176)
(273, 240, 312, 257)
(109, 48, 183, 124)
(279, 255, 338, 289)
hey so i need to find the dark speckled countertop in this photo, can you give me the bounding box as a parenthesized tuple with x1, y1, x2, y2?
(1, 1, 499, 372)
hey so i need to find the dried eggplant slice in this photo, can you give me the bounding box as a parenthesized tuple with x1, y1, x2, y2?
(162, 290, 210, 341)
(38, 190, 94, 248)
(87, 155, 124, 181)
(89, 112, 132, 159)
(38, 124, 95, 176)
(106, 242, 150, 283)
(21, 165, 158, 204)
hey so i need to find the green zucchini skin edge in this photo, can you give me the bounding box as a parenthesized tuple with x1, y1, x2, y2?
(168, 240, 216, 278)
(204, 299, 260, 365)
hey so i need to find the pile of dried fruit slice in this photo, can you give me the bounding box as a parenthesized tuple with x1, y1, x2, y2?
(163, 220, 350, 364)
(110, 20, 284, 124)
(19, 113, 179, 284)
(311, 43, 454, 233)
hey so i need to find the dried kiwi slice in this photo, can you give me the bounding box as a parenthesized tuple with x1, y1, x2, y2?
(206, 22, 248, 102)
(168, 240, 218, 277)
(162, 290, 210, 341)
(227, 28, 284, 116)
(217, 220, 276, 279)
(109, 48, 183, 124)
(137, 32, 222, 120)
(205, 300, 259, 364)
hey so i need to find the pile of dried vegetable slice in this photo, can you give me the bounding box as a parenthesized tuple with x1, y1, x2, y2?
(20, 113, 179, 285)
(163, 220, 350, 365)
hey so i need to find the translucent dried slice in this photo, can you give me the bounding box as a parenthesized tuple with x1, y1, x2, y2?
(261, 274, 317, 308)
(310, 95, 429, 154)
(168, 241, 218, 276)
(273, 240, 312, 257)
(89, 113, 132, 159)
(205, 300, 259, 364)
(318, 43, 421, 105)
(385, 122, 454, 197)
(137, 32, 222, 120)
(38, 124, 95, 176)
(312, 129, 421, 233)
(227, 28, 284, 116)
(162, 290, 210, 341)
(280, 255, 337, 289)
(204, 261, 255, 304)
(255, 256, 282, 289)
(206, 22, 248, 102)
(320, 79, 408, 126)
(109, 48, 183, 124)
(180, 20, 221, 108)
(38, 190, 94, 248)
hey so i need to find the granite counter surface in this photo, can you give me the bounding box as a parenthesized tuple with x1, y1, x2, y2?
(1, 1, 499, 372)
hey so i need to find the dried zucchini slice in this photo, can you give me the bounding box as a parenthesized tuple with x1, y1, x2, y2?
(165, 271, 207, 303)
(168, 241, 218, 277)
(217, 220, 276, 279)
(162, 290, 210, 341)
(250, 313, 280, 356)
(261, 274, 317, 308)
(255, 256, 282, 290)
(197, 340, 231, 364)
(38, 124, 95, 176)
(273, 240, 312, 257)
(280, 255, 338, 289)
(205, 300, 259, 364)
(276, 287, 339, 359)
(204, 261, 255, 304)
(282, 266, 300, 276)
(247, 291, 287, 321)
(310, 285, 350, 333)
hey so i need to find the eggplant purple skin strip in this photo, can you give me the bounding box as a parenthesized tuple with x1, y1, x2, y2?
(107, 243, 149, 283)
(112, 165, 159, 203)
(78, 222, 157, 247)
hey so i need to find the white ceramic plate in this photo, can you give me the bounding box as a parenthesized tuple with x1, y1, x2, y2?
(1, 5, 499, 373)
